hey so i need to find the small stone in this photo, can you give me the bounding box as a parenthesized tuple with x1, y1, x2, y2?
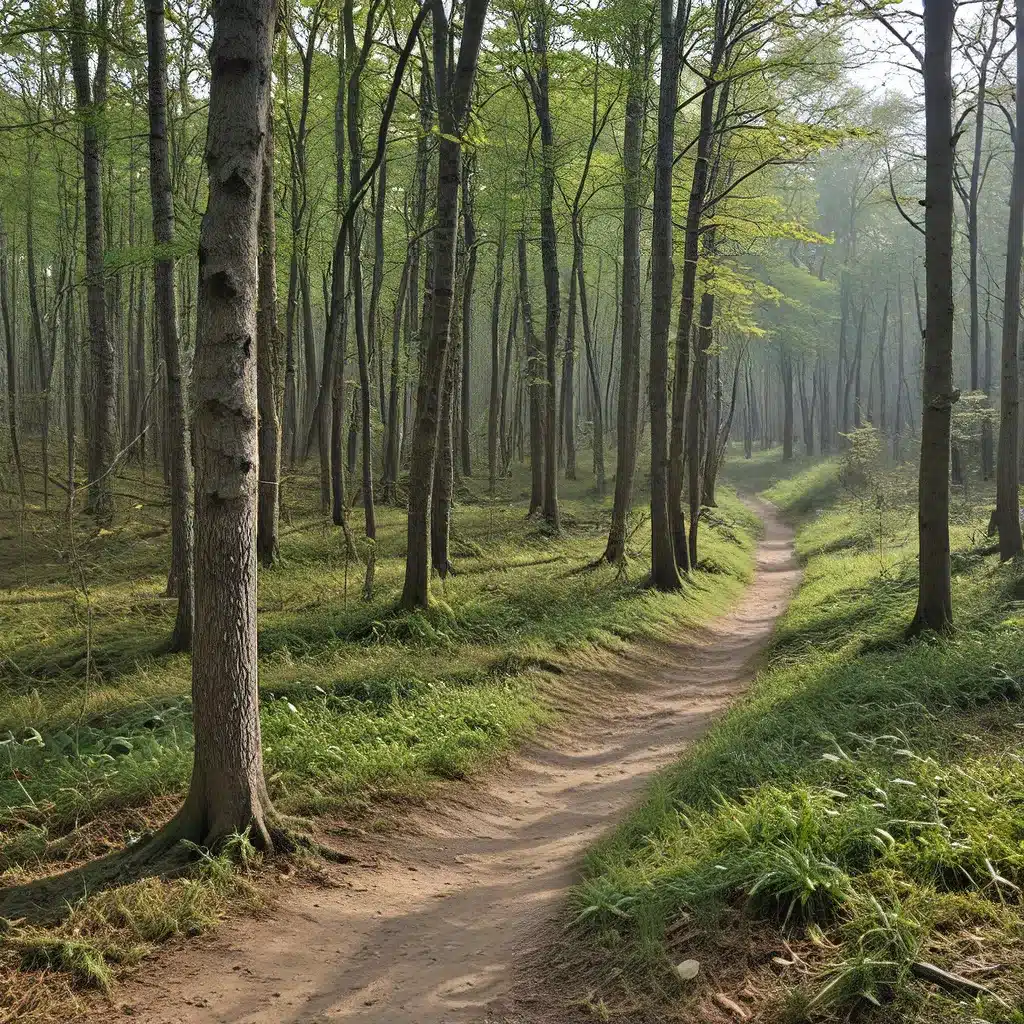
(675, 959, 700, 981)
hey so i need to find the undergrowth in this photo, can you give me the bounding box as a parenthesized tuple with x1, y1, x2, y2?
(0, 453, 758, 1019)
(565, 446, 1024, 1023)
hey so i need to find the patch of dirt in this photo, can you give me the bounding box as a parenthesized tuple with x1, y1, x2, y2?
(90, 501, 799, 1024)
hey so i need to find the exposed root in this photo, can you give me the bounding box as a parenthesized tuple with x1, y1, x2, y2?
(0, 809, 353, 929)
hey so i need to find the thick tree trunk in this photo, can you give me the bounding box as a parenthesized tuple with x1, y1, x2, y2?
(995, 0, 1024, 560)
(649, 0, 685, 590)
(911, 0, 958, 633)
(171, 0, 278, 850)
(146, 0, 195, 651)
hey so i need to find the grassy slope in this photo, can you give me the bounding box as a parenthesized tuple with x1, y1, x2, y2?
(565, 448, 1024, 1024)
(0, 457, 757, 1017)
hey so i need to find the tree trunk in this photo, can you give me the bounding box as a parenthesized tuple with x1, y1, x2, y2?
(604, 66, 645, 565)
(432, 254, 462, 578)
(256, 94, 283, 567)
(782, 350, 794, 461)
(71, 0, 115, 525)
(911, 0, 958, 633)
(460, 159, 476, 477)
(499, 293, 519, 474)
(995, 0, 1024, 560)
(0, 219, 24, 506)
(488, 225, 506, 493)
(560, 238, 578, 480)
(519, 231, 544, 516)
(525, 6, 561, 530)
(877, 292, 889, 436)
(146, 0, 195, 651)
(576, 227, 605, 495)
(648, 0, 685, 590)
(401, 0, 488, 610)
(669, 65, 719, 570)
(170, 0, 278, 851)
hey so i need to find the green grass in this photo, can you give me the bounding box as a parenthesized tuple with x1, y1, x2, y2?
(0, 449, 758, 1016)
(565, 448, 1024, 1023)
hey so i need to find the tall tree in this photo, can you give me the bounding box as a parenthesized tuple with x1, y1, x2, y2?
(146, 0, 195, 651)
(911, 0, 957, 633)
(649, 0, 688, 589)
(157, 0, 280, 850)
(516, 0, 560, 529)
(995, 0, 1023, 560)
(70, 0, 115, 524)
(603, 28, 649, 565)
(401, 0, 489, 610)
(257, 96, 283, 566)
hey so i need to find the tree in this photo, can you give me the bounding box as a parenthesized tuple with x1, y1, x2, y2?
(911, 0, 958, 633)
(603, 24, 650, 566)
(994, 0, 1023, 560)
(649, 0, 688, 590)
(515, 0, 561, 529)
(257, 90, 283, 567)
(146, 0, 195, 650)
(401, 0, 490, 610)
(172, 0, 280, 849)
(70, 0, 115, 525)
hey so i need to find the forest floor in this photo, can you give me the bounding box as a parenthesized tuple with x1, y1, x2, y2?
(73, 499, 798, 1024)
(0, 455, 760, 1022)
(556, 449, 1024, 1024)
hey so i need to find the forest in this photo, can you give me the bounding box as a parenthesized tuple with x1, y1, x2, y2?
(1, 0, 1024, 1020)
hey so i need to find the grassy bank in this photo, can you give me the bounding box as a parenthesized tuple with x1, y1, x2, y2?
(0, 458, 758, 1020)
(565, 449, 1024, 1023)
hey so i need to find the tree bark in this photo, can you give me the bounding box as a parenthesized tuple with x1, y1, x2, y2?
(401, 0, 488, 610)
(488, 225, 506, 493)
(911, 0, 958, 633)
(0, 218, 24, 506)
(519, 231, 544, 516)
(71, 0, 115, 525)
(460, 158, 476, 477)
(146, 0, 195, 650)
(648, 0, 686, 590)
(604, 61, 645, 565)
(171, 0, 278, 850)
(256, 93, 283, 567)
(995, 0, 1024, 560)
(669, 61, 719, 571)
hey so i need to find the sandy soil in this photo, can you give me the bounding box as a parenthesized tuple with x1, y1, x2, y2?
(96, 501, 799, 1024)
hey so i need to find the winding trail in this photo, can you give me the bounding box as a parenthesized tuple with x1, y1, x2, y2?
(101, 501, 799, 1024)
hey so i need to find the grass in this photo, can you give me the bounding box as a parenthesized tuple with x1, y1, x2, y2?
(563, 445, 1024, 1023)
(0, 446, 759, 1018)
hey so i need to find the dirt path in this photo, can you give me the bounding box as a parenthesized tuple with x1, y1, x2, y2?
(102, 502, 799, 1024)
